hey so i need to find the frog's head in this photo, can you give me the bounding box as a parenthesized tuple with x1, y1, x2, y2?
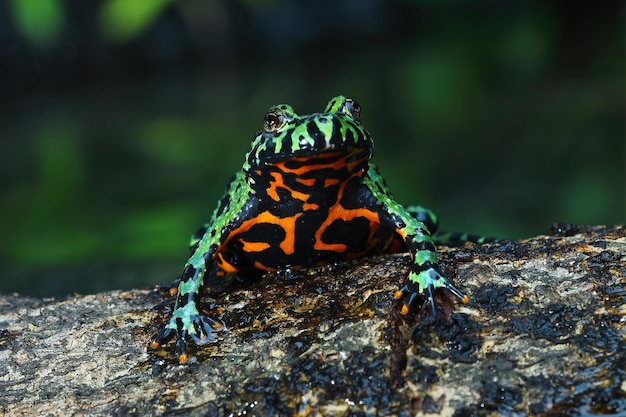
(243, 96, 373, 175)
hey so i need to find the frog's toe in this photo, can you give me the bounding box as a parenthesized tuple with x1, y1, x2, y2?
(151, 325, 191, 363)
(395, 267, 469, 315)
(395, 281, 438, 315)
(441, 278, 470, 304)
(394, 283, 421, 315)
(188, 314, 225, 345)
(151, 325, 175, 349)
(151, 314, 226, 363)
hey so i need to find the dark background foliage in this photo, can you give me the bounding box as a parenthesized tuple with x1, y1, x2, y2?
(0, 0, 623, 296)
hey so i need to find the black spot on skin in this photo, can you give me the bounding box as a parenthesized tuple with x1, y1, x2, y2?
(414, 241, 437, 253)
(321, 218, 372, 250)
(345, 128, 354, 143)
(307, 120, 326, 150)
(411, 261, 436, 273)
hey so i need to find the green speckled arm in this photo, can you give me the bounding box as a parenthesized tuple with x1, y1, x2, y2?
(152, 172, 254, 362)
(363, 164, 467, 313)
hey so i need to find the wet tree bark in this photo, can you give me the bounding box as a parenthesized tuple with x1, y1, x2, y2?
(1, 225, 624, 416)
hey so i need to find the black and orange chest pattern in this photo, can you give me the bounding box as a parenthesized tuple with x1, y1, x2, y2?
(215, 150, 405, 273)
(152, 96, 472, 363)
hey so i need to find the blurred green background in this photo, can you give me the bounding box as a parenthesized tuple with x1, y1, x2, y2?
(0, 0, 623, 297)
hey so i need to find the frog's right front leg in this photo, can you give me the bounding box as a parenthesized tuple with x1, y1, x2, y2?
(151, 251, 225, 363)
(151, 172, 254, 363)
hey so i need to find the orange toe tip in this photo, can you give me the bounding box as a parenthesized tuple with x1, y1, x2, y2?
(169, 288, 179, 296)
(393, 290, 404, 300)
(150, 341, 160, 349)
(400, 304, 410, 315)
(461, 294, 470, 304)
(212, 322, 224, 330)
(178, 353, 188, 364)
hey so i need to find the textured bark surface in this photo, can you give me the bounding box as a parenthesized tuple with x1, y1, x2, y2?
(1, 225, 624, 416)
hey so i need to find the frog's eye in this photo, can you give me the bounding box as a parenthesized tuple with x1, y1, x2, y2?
(263, 110, 286, 134)
(344, 98, 361, 121)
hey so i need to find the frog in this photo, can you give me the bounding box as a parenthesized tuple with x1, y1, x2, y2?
(151, 95, 494, 363)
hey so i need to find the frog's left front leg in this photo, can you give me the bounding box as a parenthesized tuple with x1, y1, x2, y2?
(391, 220, 469, 316)
(363, 168, 469, 315)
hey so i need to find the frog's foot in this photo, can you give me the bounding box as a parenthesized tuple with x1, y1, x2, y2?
(151, 312, 225, 363)
(394, 266, 469, 316)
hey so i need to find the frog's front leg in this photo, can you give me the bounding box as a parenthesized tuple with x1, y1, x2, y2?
(152, 173, 253, 363)
(392, 226, 469, 315)
(151, 248, 226, 363)
(363, 167, 468, 315)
